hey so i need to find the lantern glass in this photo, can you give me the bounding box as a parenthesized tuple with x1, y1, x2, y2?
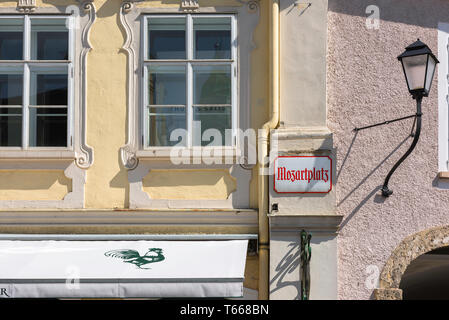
(425, 55, 437, 92)
(401, 54, 428, 92)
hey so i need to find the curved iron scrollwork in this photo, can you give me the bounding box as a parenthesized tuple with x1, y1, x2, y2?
(300, 229, 312, 300)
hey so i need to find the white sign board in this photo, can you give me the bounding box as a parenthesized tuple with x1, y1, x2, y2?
(0, 240, 248, 298)
(274, 156, 332, 193)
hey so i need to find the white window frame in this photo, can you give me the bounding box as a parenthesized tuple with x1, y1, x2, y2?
(0, 3, 96, 210)
(438, 23, 449, 173)
(0, 14, 74, 151)
(141, 14, 238, 151)
(120, 2, 260, 208)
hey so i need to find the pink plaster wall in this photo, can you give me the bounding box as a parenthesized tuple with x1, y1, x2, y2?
(327, 0, 449, 299)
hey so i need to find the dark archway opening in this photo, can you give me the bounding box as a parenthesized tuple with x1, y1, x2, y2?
(400, 246, 449, 300)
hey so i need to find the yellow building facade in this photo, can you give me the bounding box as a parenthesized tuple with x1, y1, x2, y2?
(0, 0, 339, 300)
(0, 0, 269, 300)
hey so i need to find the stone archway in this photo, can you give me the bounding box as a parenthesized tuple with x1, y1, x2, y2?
(374, 225, 449, 300)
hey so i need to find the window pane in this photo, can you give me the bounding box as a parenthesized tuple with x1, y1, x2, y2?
(0, 19, 23, 60)
(149, 65, 186, 105)
(194, 17, 231, 60)
(193, 106, 231, 146)
(30, 68, 68, 106)
(0, 67, 23, 105)
(148, 18, 186, 59)
(29, 107, 67, 147)
(0, 108, 21, 147)
(193, 65, 231, 105)
(31, 18, 69, 60)
(402, 55, 427, 91)
(148, 107, 185, 147)
(425, 56, 436, 92)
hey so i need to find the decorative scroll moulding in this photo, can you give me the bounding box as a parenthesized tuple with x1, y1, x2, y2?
(181, 0, 199, 11)
(17, 0, 36, 12)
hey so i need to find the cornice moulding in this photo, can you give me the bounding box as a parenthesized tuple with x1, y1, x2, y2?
(268, 214, 344, 233)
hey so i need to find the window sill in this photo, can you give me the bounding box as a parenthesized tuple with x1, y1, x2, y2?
(0, 149, 76, 160)
(136, 147, 242, 163)
(439, 171, 449, 180)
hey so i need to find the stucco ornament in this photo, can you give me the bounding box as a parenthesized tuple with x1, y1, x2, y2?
(77, 0, 95, 12)
(121, 145, 139, 171)
(181, 0, 199, 12)
(119, 0, 140, 170)
(121, 0, 145, 13)
(122, 1, 133, 13)
(17, 0, 36, 12)
(75, 0, 96, 169)
(236, 0, 259, 13)
(246, 0, 259, 13)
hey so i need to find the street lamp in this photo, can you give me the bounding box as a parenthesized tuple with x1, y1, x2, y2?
(398, 39, 439, 99)
(381, 39, 439, 196)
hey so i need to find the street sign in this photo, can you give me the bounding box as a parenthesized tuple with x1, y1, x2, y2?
(274, 156, 332, 193)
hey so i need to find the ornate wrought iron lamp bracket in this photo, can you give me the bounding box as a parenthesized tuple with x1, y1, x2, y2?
(352, 97, 423, 197)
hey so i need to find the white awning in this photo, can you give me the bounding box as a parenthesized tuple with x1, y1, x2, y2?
(0, 239, 249, 298)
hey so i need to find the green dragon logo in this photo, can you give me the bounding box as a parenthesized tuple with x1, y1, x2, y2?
(105, 248, 165, 269)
